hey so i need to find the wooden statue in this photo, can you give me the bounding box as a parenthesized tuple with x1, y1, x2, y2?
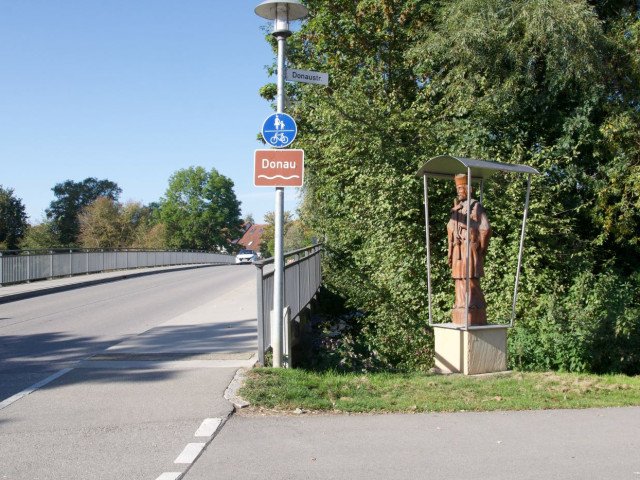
(447, 174, 491, 326)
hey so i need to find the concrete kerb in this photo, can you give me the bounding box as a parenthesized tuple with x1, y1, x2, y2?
(0, 263, 227, 304)
(224, 368, 253, 410)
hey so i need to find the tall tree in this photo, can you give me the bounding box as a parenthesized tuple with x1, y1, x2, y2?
(159, 167, 242, 251)
(46, 178, 121, 246)
(0, 186, 28, 250)
(20, 221, 58, 250)
(277, 0, 640, 373)
(78, 198, 167, 249)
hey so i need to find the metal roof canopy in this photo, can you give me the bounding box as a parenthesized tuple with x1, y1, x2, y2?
(416, 155, 540, 180)
(417, 155, 540, 330)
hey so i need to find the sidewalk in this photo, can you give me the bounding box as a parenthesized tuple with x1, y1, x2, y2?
(184, 406, 640, 480)
(0, 264, 219, 303)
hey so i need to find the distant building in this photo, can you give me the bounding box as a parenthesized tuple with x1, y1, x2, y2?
(236, 223, 266, 252)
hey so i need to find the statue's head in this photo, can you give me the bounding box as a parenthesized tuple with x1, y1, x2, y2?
(454, 174, 471, 201)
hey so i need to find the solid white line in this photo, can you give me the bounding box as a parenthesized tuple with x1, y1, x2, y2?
(194, 417, 222, 437)
(174, 443, 206, 464)
(0, 367, 74, 411)
(155, 473, 182, 480)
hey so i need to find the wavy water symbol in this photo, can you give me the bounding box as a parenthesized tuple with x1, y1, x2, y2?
(257, 175, 301, 180)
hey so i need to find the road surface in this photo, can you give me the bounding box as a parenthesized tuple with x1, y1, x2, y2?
(0, 265, 257, 479)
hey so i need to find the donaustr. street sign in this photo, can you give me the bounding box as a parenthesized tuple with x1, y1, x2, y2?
(254, 149, 304, 187)
(286, 68, 329, 86)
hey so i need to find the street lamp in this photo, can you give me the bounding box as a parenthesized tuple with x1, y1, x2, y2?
(254, 0, 308, 368)
(255, 0, 308, 36)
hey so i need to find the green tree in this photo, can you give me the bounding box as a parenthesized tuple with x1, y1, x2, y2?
(20, 221, 59, 250)
(78, 198, 167, 249)
(273, 0, 640, 373)
(0, 186, 28, 250)
(46, 178, 121, 246)
(159, 167, 242, 251)
(261, 210, 295, 258)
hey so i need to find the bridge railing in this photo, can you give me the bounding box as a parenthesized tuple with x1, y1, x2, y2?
(255, 244, 322, 366)
(0, 248, 234, 286)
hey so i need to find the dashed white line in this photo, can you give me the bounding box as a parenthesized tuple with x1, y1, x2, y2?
(0, 367, 74, 411)
(155, 473, 182, 480)
(194, 417, 222, 437)
(174, 443, 206, 464)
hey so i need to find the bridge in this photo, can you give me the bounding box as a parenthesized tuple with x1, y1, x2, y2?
(0, 249, 321, 479)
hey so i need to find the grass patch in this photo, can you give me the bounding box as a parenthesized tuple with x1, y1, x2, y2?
(239, 369, 640, 413)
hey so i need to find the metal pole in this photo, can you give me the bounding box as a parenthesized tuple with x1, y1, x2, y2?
(511, 174, 532, 326)
(272, 33, 287, 368)
(465, 168, 472, 329)
(423, 175, 433, 326)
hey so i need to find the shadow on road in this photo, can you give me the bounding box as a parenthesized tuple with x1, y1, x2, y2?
(107, 320, 258, 355)
(0, 318, 257, 402)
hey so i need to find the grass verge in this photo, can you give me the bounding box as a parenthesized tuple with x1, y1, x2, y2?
(239, 368, 640, 413)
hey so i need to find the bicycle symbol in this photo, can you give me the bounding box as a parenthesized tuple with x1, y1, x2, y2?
(269, 132, 289, 145)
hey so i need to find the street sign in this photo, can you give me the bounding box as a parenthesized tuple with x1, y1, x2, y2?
(286, 68, 329, 86)
(262, 113, 297, 148)
(254, 149, 304, 187)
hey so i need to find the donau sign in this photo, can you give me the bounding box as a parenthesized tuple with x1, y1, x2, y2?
(254, 149, 304, 187)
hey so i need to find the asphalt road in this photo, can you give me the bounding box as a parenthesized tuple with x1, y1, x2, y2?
(0, 265, 257, 480)
(0, 264, 254, 401)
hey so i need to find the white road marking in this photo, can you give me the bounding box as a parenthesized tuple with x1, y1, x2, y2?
(174, 443, 206, 464)
(0, 367, 74, 411)
(194, 417, 222, 437)
(155, 473, 182, 480)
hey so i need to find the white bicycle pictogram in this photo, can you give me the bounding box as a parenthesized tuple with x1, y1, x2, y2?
(269, 132, 289, 145)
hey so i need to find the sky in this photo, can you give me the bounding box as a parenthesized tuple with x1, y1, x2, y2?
(0, 0, 303, 224)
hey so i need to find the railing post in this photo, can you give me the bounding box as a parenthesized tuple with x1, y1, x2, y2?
(256, 263, 266, 366)
(50, 250, 54, 279)
(85, 250, 89, 274)
(0, 252, 3, 286)
(27, 251, 30, 282)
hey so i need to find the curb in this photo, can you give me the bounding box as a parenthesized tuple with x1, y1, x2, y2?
(224, 367, 252, 410)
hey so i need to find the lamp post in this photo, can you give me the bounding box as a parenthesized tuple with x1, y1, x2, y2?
(255, 0, 308, 368)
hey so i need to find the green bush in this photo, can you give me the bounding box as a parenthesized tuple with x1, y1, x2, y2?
(510, 271, 640, 374)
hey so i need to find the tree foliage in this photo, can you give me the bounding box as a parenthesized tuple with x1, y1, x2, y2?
(273, 0, 640, 373)
(20, 221, 59, 250)
(0, 186, 28, 250)
(78, 197, 166, 249)
(46, 178, 121, 246)
(159, 167, 242, 251)
(260, 211, 314, 257)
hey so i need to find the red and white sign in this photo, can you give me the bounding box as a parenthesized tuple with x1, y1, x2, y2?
(254, 149, 304, 187)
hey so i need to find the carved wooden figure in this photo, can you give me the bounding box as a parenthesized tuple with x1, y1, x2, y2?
(447, 174, 491, 326)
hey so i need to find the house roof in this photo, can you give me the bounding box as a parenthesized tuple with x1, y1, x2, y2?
(237, 223, 267, 250)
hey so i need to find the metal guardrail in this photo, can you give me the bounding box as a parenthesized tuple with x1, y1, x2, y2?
(255, 244, 322, 366)
(0, 248, 234, 286)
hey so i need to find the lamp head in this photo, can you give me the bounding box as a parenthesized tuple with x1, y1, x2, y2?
(255, 0, 309, 35)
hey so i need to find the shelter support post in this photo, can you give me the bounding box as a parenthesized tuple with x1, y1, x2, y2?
(511, 173, 532, 327)
(423, 174, 433, 326)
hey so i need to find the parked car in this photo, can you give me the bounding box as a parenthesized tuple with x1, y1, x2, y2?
(235, 249, 258, 264)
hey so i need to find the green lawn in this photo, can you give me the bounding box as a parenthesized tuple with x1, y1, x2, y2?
(239, 368, 640, 413)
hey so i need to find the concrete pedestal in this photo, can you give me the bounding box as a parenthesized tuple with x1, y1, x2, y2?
(433, 324, 508, 375)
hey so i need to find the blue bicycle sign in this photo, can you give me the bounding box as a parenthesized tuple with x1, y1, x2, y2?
(262, 113, 297, 148)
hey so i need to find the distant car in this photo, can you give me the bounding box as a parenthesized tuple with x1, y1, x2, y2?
(235, 249, 258, 264)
